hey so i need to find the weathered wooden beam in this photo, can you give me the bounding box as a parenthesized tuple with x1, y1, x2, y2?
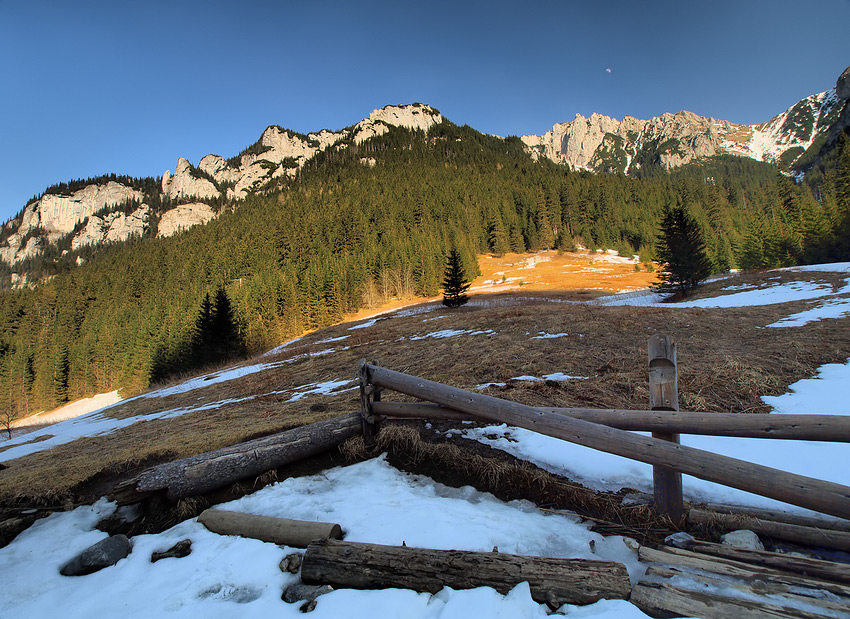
(113, 412, 361, 503)
(675, 538, 850, 585)
(648, 334, 683, 521)
(371, 401, 850, 441)
(703, 502, 850, 532)
(363, 362, 850, 519)
(639, 545, 850, 598)
(198, 509, 342, 548)
(300, 538, 631, 607)
(636, 568, 849, 618)
(631, 580, 835, 619)
(689, 508, 850, 553)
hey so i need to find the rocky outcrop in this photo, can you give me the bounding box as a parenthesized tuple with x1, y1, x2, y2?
(353, 104, 443, 144)
(837, 65, 850, 100)
(71, 204, 151, 251)
(156, 202, 217, 238)
(522, 90, 841, 173)
(192, 104, 442, 200)
(162, 158, 220, 201)
(0, 181, 145, 264)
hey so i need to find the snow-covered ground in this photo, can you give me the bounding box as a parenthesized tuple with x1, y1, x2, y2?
(0, 457, 651, 619)
(2, 263, 850, 617)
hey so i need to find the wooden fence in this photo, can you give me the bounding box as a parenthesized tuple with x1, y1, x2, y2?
(357, 335, 850, 522)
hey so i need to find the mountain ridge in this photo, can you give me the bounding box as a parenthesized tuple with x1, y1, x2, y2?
(520, 88, 842, 174)
(0, 104, 443, 272)
(1, 66, 848, 281)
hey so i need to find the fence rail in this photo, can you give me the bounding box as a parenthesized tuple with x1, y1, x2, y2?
(358, 348, 850, 521)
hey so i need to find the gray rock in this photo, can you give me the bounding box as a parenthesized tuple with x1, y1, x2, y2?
(621, 492, 653, 507)
(60, 534, 131, 576)
(282, 583, 333, 604)
(151, 539, 192, 563)
(721, 529, 764, 551)
(664, 532, 695, 549)
(279, 552, 303, 574)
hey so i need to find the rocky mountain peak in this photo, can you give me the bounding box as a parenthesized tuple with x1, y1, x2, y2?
(836, 65, 850, 100)
(522, 82, 841, 174)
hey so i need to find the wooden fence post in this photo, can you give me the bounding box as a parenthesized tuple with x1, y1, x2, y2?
(649, 335, 684, 522)
(358, 358, 381, 447)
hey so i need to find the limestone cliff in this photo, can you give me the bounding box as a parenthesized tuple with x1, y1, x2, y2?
(156, 203, 217, 238)
(0, 181, 145, 264)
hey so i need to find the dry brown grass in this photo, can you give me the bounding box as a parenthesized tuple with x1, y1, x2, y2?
(1, 266, 849, 511)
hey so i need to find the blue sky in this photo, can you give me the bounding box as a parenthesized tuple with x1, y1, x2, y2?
(1, 0, 848, 222)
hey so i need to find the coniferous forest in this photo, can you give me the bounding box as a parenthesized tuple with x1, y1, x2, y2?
(1, 120, 849, 414)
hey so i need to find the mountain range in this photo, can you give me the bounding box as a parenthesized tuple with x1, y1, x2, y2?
(2, 66, 848, 285)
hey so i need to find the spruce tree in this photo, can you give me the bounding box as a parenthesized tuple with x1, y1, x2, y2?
(209, 286, 245, 363)
(442, 248, 470, 307)
(653, 203, 713, 294)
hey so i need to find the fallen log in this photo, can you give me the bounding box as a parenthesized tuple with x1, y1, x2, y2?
(644, 565, 850, 616)
(675, 538, 850, 585)
(112, 412, 361, 503)
(363, 363, 850, 519)
(703, 502, 850, 532)
(631, 579, 838, 619)
(689, 508, 850, 553)
(639, 545, 850, 598)
(198, 509, 342, 547)
(300, 538, 631, 607)
(371, 401, 850, 441)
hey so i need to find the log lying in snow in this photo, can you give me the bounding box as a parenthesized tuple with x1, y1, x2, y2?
(689, 508, 850, 553)
(639, 545, 850, 599)
(702, 502, 850, 533)
(300, 538, 631, 607)
(113, 412, 361, 503)
(198, 509, 342, 547)
(363, 364, 850, 519)
(631, 579, 840, 619)
(635, 543, 850, 618)
(371, 400, 850, 442)
(674, 538, 850, 585)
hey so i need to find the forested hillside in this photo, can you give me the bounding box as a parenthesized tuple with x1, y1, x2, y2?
(1, 120, 849, 414)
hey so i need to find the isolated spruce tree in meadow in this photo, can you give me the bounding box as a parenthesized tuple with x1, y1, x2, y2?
(190, 287, 245, 367)
(653, 203, 713, 295)
(209, 286, 245, 362)
(442, 248, 470, 307)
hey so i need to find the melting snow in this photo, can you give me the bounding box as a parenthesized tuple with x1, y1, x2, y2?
(0, 457, 647, 619)
(531, 332, 569, 339)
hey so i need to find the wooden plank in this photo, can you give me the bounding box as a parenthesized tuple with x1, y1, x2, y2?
(678, 538, 850, 585)
(301, 538, 631, 607)
(703, 503, 850, 532)
(648, 334, 683, 521)
(639, 545, 850, 598)
(113, 412, 362, 502)
(631, 580, 835, 619)
(371, 400, 850, 442)
(643, 565, 850, 616)
(363, 363, 850, 519)
(198, 509, 342, 547)
(689, 508, 850, 552)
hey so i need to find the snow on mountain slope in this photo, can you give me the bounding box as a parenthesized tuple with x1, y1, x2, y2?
(522, 88, 843, 174)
